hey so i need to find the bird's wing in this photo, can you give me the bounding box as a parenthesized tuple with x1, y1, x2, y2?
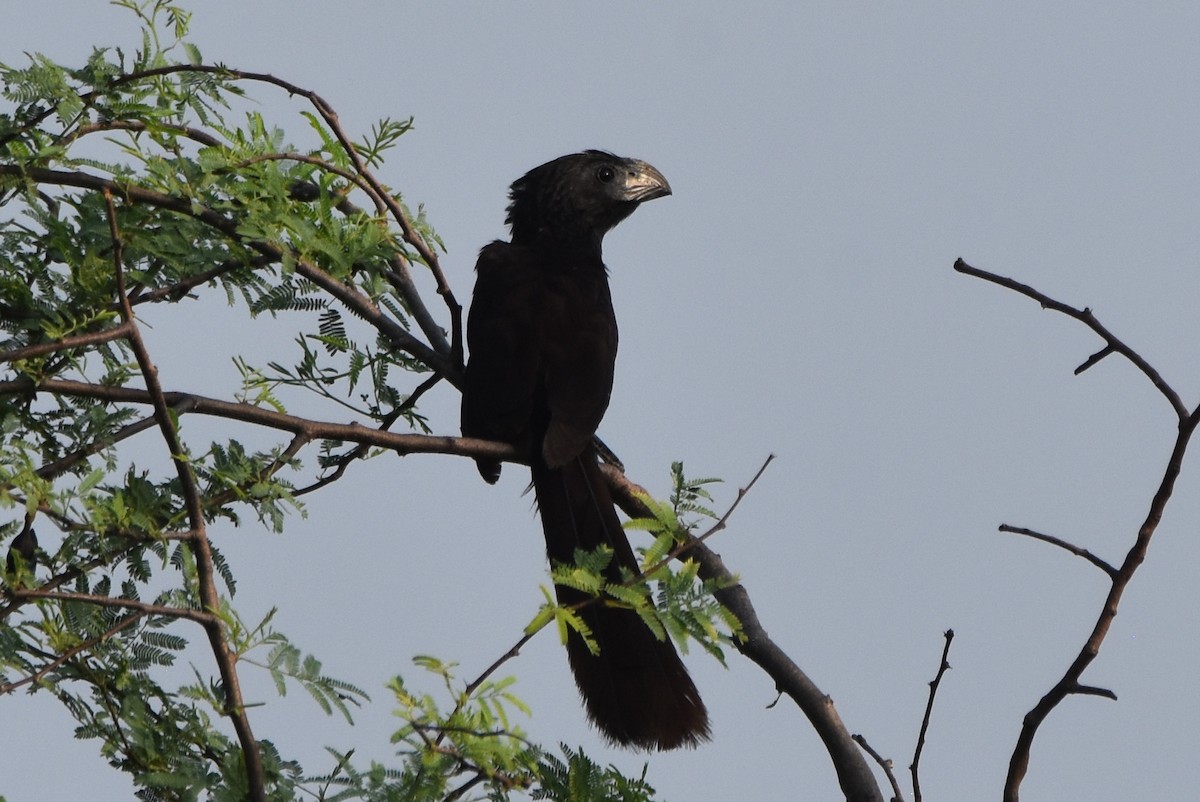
(461, 242, 544, 478)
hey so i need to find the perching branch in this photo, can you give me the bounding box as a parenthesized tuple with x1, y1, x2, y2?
(0, 375, 512, 454)
(603, 465, 885, 802)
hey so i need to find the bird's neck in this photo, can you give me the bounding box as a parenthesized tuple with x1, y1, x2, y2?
(518, 229, 606, 265)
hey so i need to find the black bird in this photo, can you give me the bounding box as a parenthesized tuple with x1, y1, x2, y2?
(6, 524, 37, 578)
(461, 150, 710, 750)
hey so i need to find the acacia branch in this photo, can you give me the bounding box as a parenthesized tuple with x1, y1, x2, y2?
(104, 189, 266, 802)
(0, 164, 455, 379)
(11, 587, 215, 624)
(603, 466, 884, 802)
(0, 611, 145, 695)
(4, 63, 460, 359)
(0, 322, 133, 363)
(636, 453, 774, 581)
(0, 377, 516, 466)
(957, 259, 1196, 802)
(117, 63, 460, 359)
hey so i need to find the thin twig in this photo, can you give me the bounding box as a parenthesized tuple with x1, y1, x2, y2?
(910, 630, 953, 802)
(1072, 683, 1117, 700)
(953, 258, 1186, 419)
(852, 734, 904, 802)
(638, 453, 775, 580)
(998, 524, 1117, 578)
(11, 588, 214, 624)
(292, 372, 443, 497)
(438, 631, 536, 751)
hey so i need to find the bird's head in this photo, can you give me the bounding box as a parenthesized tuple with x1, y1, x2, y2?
(506, 150, 671, 250)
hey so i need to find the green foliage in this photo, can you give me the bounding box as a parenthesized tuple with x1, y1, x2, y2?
(0, 3, 724, 800)
(528, 463, 741, 664)
(533, 744, 656, 802)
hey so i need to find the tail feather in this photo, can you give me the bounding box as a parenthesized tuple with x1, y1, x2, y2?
(531, 451, 710, 750)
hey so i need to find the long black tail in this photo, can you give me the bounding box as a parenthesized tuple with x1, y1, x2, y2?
(531, 449, 710, 750)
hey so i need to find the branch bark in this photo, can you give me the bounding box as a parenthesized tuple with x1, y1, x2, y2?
(104, 189, 266, 802)
(955, 258, 1195, 802)
(603, 465, 885, 802)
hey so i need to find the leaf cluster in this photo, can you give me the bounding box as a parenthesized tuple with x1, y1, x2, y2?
(0, 4, 727, 801)
(527, 463, 741, 665)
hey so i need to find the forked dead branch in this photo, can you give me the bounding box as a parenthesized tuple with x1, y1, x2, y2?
(955, 258, 1199, 802)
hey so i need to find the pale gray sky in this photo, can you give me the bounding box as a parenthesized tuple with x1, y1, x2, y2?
(4, 3, 1200, 800)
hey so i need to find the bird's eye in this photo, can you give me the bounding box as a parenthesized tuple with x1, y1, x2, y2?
(595, 165, 615, 183)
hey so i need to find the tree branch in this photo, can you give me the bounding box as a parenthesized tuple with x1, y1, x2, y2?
(953, 258, 1186, 419)
(119, 63, 460, 359)
(0, 321, 133, 364)
(10, 587, 215, 625)
(998, 525, 1117, 578)
(851, 735, 903, 802)
(910, 630, 953, 802)
(0, 609, 144, 695)
(0, 164, 456, 380)
(104, 189, 266, 802)
(0, 376, 518, 466)
(956, 259, 1196, 802)
(603, 465, 884, 802)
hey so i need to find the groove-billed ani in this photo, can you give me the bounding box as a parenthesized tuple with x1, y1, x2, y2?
(461, 151, 709, 750)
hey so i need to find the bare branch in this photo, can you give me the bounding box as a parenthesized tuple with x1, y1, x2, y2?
(1071, 684, 1118, 701)
(852, 734, 904, 802)
(910, 630, 953, 802)
(998, 525, 1117, 578)
(957, 259, 1198, 802)
(953, 258, 1186, 419)
(1074, 344, 1116, 375)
